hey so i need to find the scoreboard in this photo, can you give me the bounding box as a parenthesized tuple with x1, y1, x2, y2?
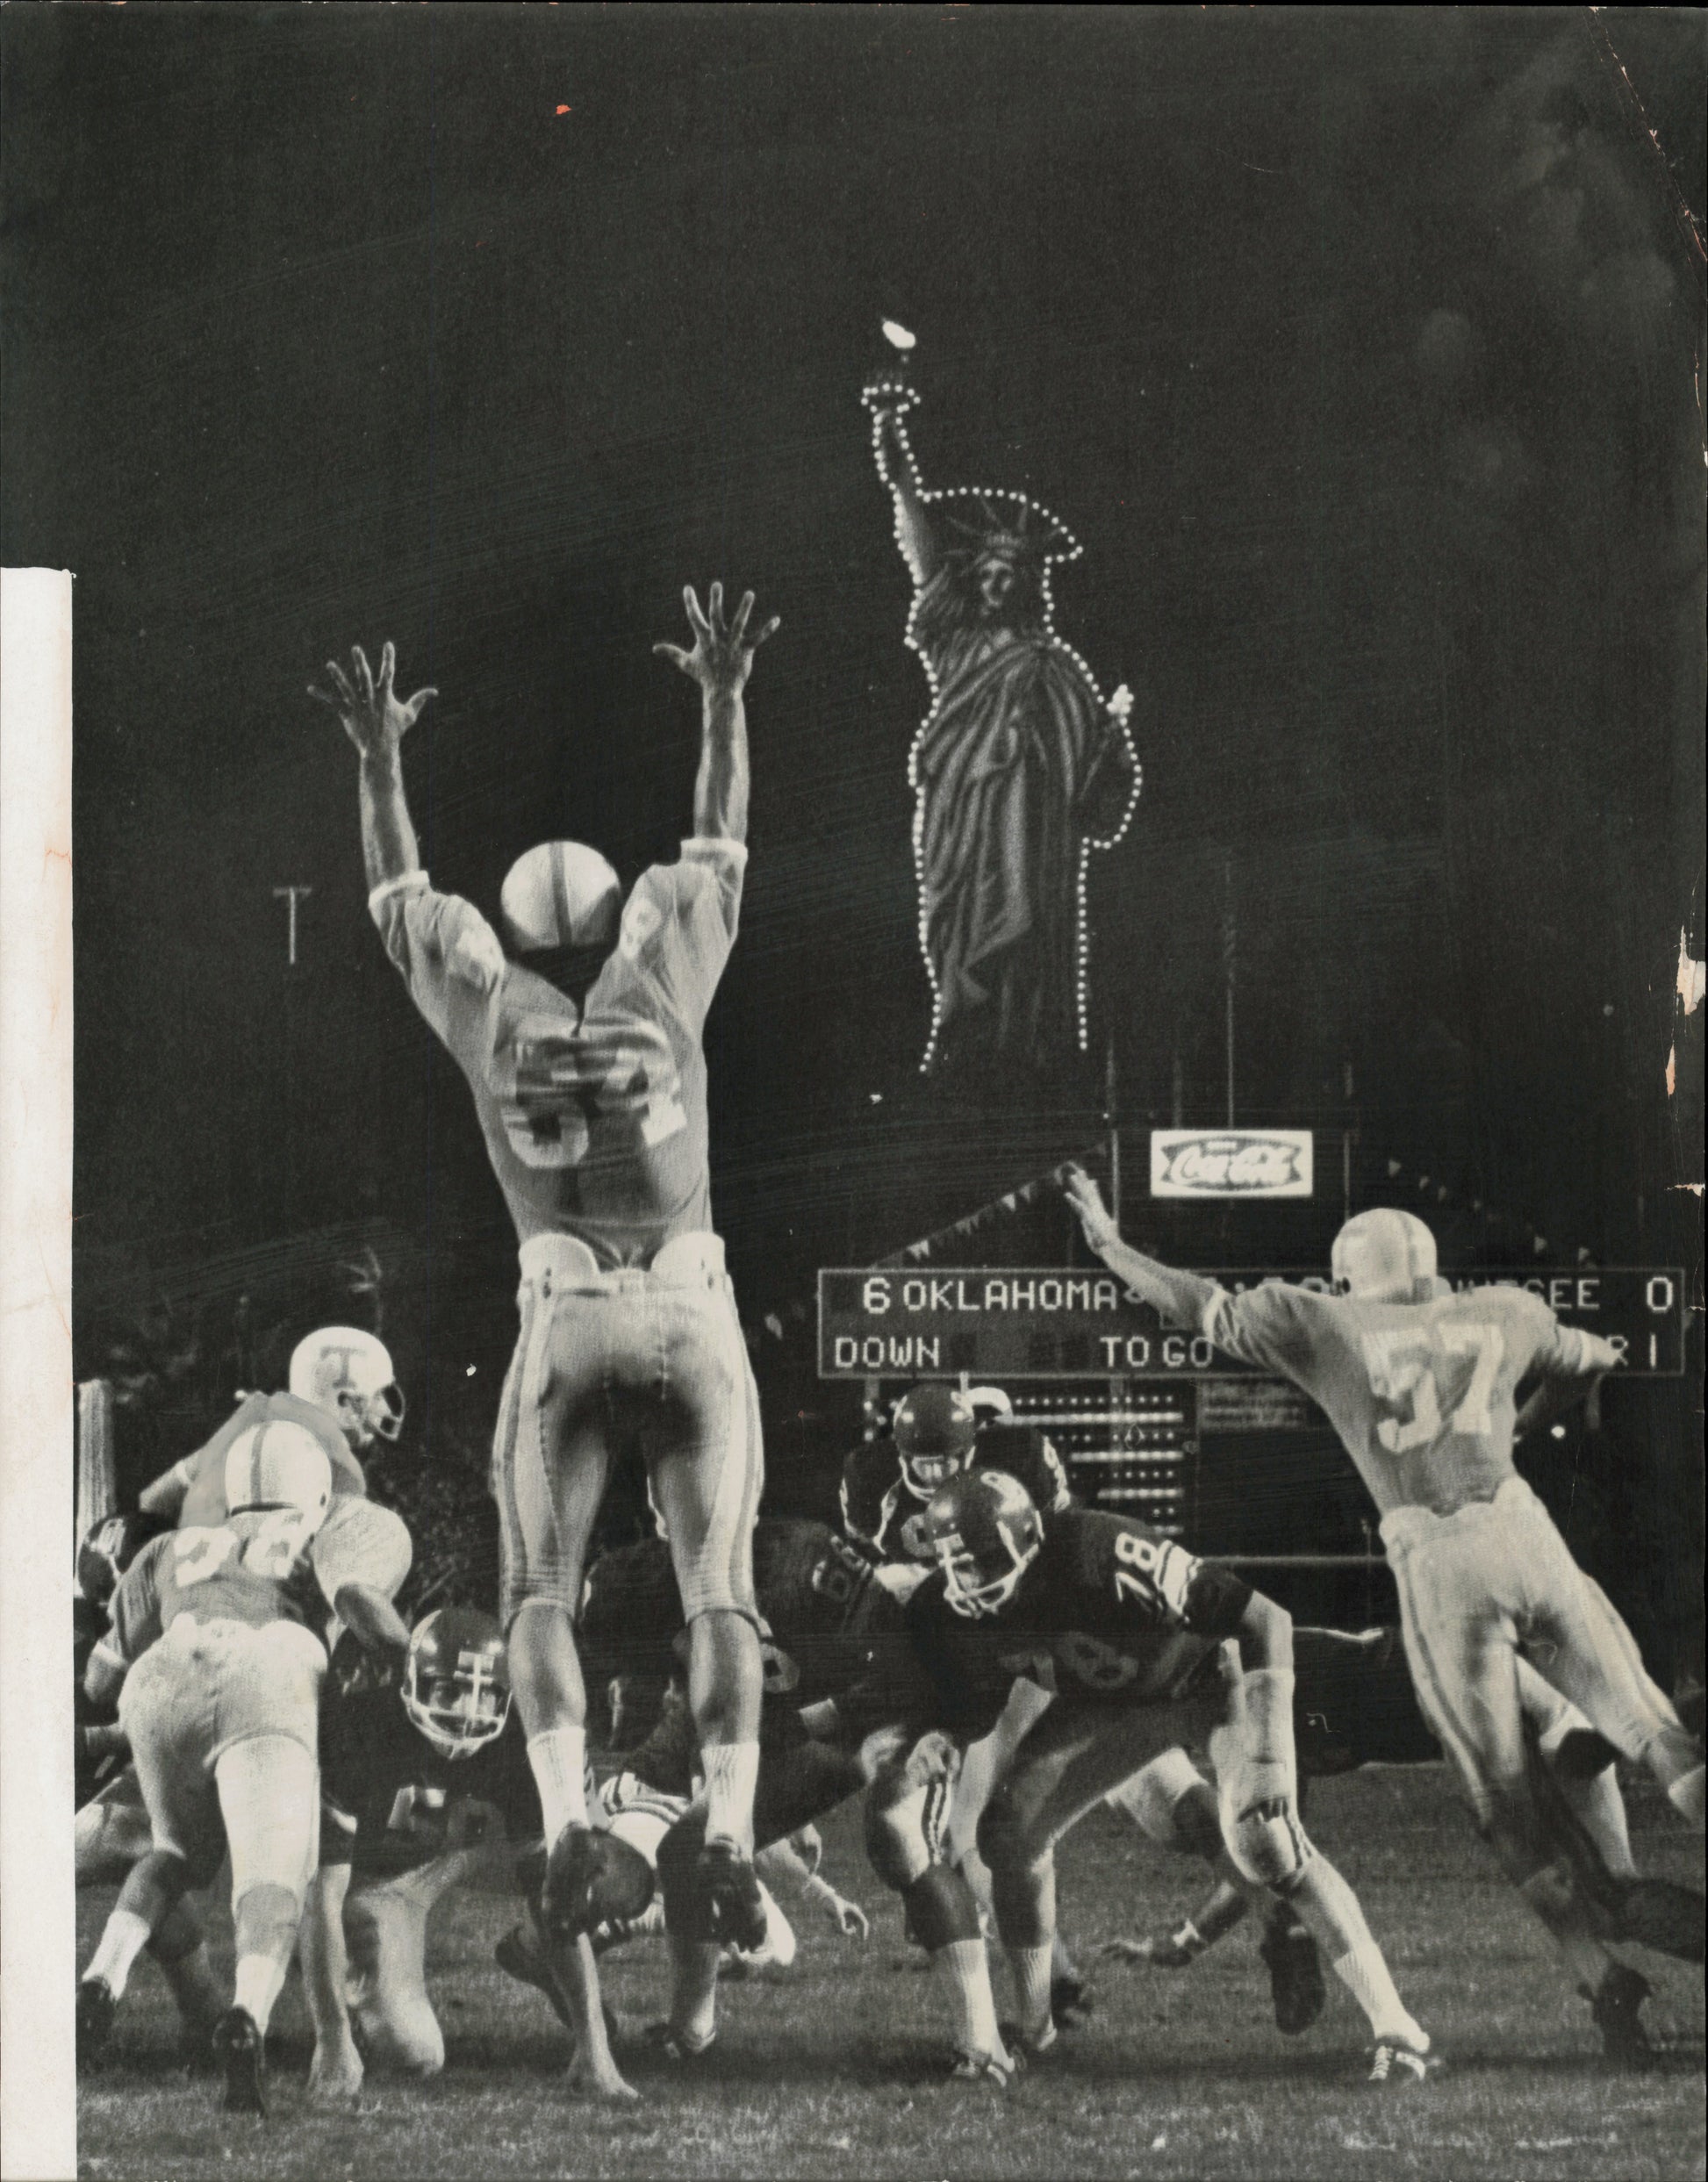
(817, 1267, 1688, 1380)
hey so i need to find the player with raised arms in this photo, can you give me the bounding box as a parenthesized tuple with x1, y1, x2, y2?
(1064, 1166, 1706, 2059)
(76, 1419, 414, 2116)
(320, 588, 777, 2099)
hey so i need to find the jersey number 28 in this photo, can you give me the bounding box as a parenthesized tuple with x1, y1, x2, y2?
(1360, 1324, 1503, 1453)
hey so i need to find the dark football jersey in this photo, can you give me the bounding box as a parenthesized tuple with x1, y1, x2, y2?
(842, 1509, 1254, 1744)
(839, 1422, 1073, 1562)
(579, 1518, 908, 1713)
(178, 1390, 365, 1529)
(319, 1674, 541, 1875)
(371, 843, 743, 1264)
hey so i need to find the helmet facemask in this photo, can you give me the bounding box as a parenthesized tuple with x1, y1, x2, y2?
(932, 1522, 1038, 1619)
(404, 1647, 511, 1761)
(900, 1446, 972, 1501)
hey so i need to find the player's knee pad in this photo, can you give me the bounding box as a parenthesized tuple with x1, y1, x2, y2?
(1107, 1748, 1214, 1855)
(216, 1734, 318, 1908)
(901, 1863, 984, 1953)
(863, 1776, 933, 1892)
(1223, 1796, 1313, 1891)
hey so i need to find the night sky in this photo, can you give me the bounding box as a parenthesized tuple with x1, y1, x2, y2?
(4, 9, 1702, 1641)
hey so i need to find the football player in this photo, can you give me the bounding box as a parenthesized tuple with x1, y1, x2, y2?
(73, 1513, 227, 2056)
(322, 596, 777, 2099)
(302, 1606, 649, 2106)
(138, 1326, 406, 1531)
(1103, 1627, 1705, 2018)
(568, 1518, 999, 2078)
(840, 1382, 1073, 1567)
(1065, 1166, 1706, 2060)
(840, 1382, 1087, 2025)
(815, 1471, 1435, 2086)
(76, 1419, 413, 2116)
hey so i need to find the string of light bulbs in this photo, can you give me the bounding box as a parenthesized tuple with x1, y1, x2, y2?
(863, 375, 1142, 1071)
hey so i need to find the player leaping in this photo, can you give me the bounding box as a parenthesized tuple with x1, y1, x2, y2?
(1064, 1167, 1705, 2060)
(319, 586, 778, 2099)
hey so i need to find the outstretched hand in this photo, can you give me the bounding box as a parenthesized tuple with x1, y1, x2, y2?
(1107, 684, 1134, 724)
(311, 642, 436, 760)
(1062, 1164, 1121, 1252)
(654, 584, 779, 698)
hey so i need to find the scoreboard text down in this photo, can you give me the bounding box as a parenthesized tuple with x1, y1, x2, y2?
(816, 1268, 1687, 1380)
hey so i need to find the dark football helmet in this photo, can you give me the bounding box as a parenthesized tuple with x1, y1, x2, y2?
(916, 1470, 1044, 1619)
(892, 1382, 979, 1500)
(76, 1511, 169, 1610)
(404, 1607, 512, 1760)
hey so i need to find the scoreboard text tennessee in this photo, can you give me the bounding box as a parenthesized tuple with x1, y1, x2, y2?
(816, 1267, 1687, 1380)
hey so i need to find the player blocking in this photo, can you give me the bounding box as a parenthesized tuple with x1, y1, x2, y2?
(322, 584, 779, 2098)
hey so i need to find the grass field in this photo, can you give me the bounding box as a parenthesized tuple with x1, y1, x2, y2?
(77, 1767, 1704, 2181)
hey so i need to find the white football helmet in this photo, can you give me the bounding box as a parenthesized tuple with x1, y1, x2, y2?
(499, 841, 621, 952)
(1331, 1209, 1439, 1304)
(289, 1326, 405, 1449)
(225, 1419, 333, 1535)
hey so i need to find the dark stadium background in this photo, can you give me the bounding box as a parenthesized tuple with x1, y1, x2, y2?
(4, 11, 1701, 1676)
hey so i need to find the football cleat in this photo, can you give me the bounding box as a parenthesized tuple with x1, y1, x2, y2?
(541, 1822, 654, 1940)
(697, 1839, 770, 1953)
(1051, 1970, 1094, 2031)
(75, 1977, 117, 2067)
(1000, 2016, 1059, 2060)
(1612, 1877, 1706, 1965)
(212, 2006, 267, 2117)
(639, 2020, 717, 2066)
(1589, 1964, 1655, 2067)
(1367, 2038, 1434, 2087)
(1259, 1919, 1326, 2036)
(949, 2045, 1019, 2088)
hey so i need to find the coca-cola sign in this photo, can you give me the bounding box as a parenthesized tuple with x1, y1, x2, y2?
(1150, 1129, 1314, 1198)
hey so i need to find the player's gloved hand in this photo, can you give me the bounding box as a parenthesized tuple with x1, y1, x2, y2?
(1107, 684, 1134, 723)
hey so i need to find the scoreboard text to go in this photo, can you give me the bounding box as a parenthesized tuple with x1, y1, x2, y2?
(816, 1268, 1688, 1380)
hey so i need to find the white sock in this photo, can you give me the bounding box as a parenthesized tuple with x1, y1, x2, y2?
(937, 1938, 1004, 2056)
(701, 1741, 760, 1855)
(669, 1936, 722, 2048)
(527, 1726, 588, 1844)
(1559, 1765, 1637, 1879)
(1007, 1942, 1055, 2042)
(1666, 1764, 1704, 1827)
(86, 1909, 153, 2000)
(1292, 1857, 1426, 2049)
(233, 1952, 287, 2035)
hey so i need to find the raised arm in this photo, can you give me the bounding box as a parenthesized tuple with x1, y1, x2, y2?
(312, 642, 438, 894)
(863, 385, 939, 587)
(1514, 1326, 1625, 1445)
(1062, 1166, 1219, 1331)
(653, 583, 779, 847)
